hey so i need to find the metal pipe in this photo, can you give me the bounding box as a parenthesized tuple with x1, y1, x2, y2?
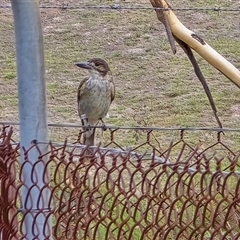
(11, 0, 52, 239)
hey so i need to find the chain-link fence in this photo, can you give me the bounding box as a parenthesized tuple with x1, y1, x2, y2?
(1, 124, 240, 239)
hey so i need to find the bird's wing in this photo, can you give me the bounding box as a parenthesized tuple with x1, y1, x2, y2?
(78, 77, 95, 145)
(77, 77, 88, 103)
(110, 80, 115, 102)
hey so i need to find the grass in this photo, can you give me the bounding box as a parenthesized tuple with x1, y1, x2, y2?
(2, 1, 240, 133)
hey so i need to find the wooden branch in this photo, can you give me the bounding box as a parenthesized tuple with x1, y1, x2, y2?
(175, 37, 222, 128)
(149, 0, 240, 88)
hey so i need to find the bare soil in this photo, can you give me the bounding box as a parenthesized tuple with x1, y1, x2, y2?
(1, 0, 240, 144)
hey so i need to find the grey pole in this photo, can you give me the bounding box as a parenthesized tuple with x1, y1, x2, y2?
(11, 0, 52, 239)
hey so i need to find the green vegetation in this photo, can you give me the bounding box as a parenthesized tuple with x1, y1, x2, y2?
(1, 0, 240, 133)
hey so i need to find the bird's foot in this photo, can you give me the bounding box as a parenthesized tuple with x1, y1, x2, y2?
(80, 114, 92, 131)
(100, 118, 107, 131)
(85, 125, 92, 131)
(102, 123, 107, 131)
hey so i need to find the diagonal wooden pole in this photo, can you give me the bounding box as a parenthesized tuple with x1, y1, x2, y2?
(149, 0, 240, 128)
(149, 0, 240, 87)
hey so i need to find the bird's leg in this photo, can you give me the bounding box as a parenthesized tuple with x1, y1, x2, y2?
(80, 114, 91, 131)
(100, 118, 107, 131)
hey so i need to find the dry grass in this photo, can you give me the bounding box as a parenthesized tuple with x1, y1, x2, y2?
(0, 0, 240, 145)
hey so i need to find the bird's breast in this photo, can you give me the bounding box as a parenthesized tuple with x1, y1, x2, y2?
(78, 78, 112, 123)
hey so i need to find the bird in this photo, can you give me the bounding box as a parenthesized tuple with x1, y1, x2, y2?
(75, 58, 115, 148)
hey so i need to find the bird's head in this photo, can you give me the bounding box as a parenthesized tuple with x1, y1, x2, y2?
(75, 58, 110, 77)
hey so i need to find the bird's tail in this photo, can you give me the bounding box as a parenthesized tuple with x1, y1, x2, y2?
(83, 128, 95, 146)
(82, 128, 95, 156)
(80, 114, 96, 146)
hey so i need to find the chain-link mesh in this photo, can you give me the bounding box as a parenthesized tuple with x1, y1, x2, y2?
(1, 125, 240, 239)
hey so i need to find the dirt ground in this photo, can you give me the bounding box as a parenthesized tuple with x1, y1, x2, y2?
(1, 0, 240, 145)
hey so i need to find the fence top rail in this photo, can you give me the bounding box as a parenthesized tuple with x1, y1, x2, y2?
(4, 140, 240, 176)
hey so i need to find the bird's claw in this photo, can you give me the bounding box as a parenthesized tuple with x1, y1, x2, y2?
(100, 118, 107, 131)
(101, 123, 107, 131)
(85, 125, 92, 131)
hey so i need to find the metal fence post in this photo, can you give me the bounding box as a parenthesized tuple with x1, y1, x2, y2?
(11, 0, 52, 239)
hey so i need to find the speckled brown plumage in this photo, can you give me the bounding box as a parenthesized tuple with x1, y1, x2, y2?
(76, 58, 115, 146)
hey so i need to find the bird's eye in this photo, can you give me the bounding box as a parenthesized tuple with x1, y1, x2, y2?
(95, 62, 100, 67)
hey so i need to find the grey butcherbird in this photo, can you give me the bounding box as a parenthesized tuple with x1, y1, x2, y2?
(75, 58, 115, 147)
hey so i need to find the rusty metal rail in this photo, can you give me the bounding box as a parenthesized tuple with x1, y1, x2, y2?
(1, 125, 240, 239)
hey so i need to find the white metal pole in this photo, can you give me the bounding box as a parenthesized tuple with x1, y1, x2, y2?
(11, 0, 52, 239)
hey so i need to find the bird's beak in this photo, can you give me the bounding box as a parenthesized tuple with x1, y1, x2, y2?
(75, 62, 92, 70)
